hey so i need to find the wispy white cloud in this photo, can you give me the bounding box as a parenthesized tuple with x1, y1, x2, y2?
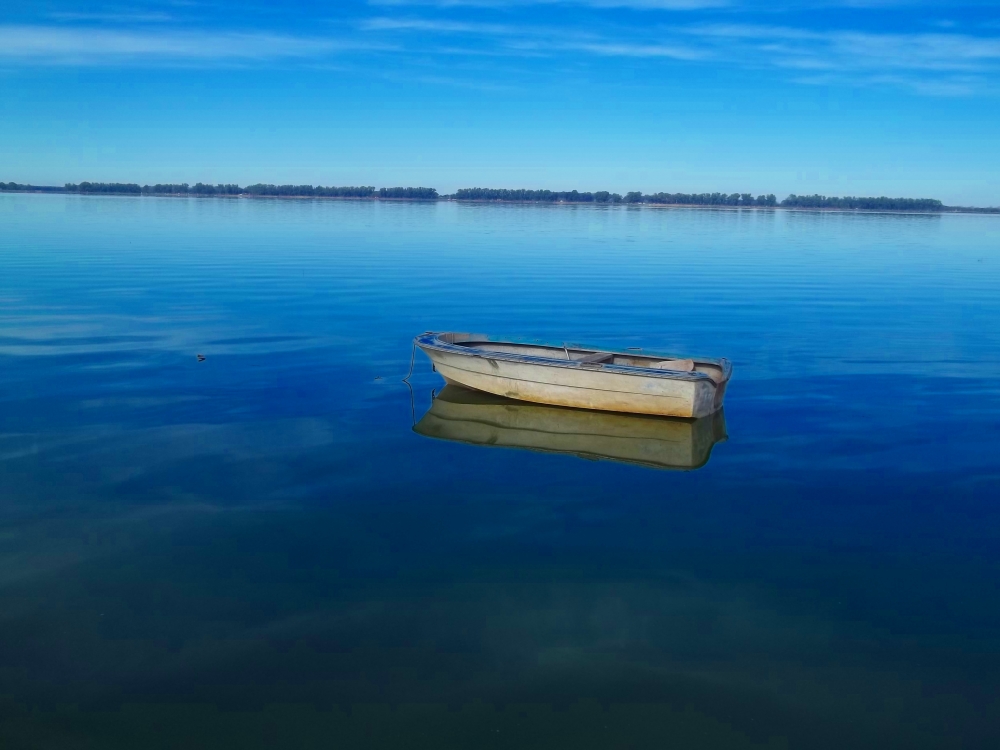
(562, 41, 707, 59)
(369, 0, 729, 9)
(48, 12, 175, 24)
(363, 13, 1000, 72)
(791, 72, 986, 97)
(4, 12, 1000, 97)
(567, 0, 728, 5)
(0, 25, 390, 65)
(360, 17, 517, 34)
(372, 0, 1000, 7)
(665, 23, 1000, 94)
(370, 0, 996, 8)
(686, 24, 1000, 73)
(360, 12, 1000, 94)
(364, 15, 706, 59)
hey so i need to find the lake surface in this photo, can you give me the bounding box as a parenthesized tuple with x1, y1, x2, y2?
(2, 194, 1000, 749)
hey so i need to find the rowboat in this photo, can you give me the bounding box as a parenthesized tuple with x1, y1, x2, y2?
(414, 332, 731, 419)
(415, 384, 727, 471)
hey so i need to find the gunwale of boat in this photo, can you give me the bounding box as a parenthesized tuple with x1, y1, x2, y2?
(415, 332, 731, 386)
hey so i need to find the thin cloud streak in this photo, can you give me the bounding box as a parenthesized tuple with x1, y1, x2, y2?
(362, 15, 706, 57)
(791, 72, 989, 97)
(371, 0, 991, 7)
(569, 41, 707, 59)
(369, 0, 729, 9)
(0, 26, 391, 65)
(367, 0, 983, 8)
(361, 17, 517, 34)
(686, 24, 1000, 73)
(361, 13, 1000, 84)
(4, 14, 1000, 96)
(48, 12, 175, 24)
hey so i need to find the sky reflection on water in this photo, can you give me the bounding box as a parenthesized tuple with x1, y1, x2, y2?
(1, 194, 1000, 748)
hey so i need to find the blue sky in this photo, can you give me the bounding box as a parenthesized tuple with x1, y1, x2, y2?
(1, 1, 999, 204)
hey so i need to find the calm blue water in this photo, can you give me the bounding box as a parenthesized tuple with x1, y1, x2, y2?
(2, 194, 1000, 748)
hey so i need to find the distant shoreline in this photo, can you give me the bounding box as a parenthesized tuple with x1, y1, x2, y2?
(439, 198, 998, 216)
(1, 184, 997, 215)
(0, 188, 442, 203)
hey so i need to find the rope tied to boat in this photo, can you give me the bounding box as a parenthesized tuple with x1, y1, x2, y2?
(402, 332, 434, 385)
(402, 339, 417, 385)
(402, 333, 434, 427)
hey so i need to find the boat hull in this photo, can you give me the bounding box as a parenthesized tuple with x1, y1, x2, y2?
(416, 334, 729, 419)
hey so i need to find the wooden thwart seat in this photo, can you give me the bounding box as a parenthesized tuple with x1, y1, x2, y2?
(653, 359, 695, 372)
(577, 351, 614, 364)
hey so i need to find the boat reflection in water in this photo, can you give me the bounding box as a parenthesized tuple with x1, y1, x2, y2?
(414, 385, 727, 471)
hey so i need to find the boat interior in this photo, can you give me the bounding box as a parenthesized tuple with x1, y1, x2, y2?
(441, 335, 726, 383)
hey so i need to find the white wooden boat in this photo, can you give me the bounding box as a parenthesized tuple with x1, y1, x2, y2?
(415, 332, 731, 419)
(415, 385, 727, 471)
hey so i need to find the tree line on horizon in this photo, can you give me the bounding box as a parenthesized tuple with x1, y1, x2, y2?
(242, 184, 376, 197)
(449, 188, 779, 206)
(1, 181, 64, 193)
(53, 183, 439, 199)
(644, 192, 779, 206)
(240, 185, 438, 199)
(449, 188, 626, 204)
(1, 180, 994, 212)
(449, 189, 948, 211)
(781, 194, 943, 211)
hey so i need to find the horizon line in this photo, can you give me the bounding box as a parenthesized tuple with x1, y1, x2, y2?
(3, 181, 999, 212)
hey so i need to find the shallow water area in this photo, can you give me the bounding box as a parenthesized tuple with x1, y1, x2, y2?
(2, 193, 1000, 748)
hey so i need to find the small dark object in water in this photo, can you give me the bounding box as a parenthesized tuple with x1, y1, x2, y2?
(374, 375, 382, 380)
(196, 354, 206, 362)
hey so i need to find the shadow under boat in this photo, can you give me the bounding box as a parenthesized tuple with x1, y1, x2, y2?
(414, 385, 727, 471)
